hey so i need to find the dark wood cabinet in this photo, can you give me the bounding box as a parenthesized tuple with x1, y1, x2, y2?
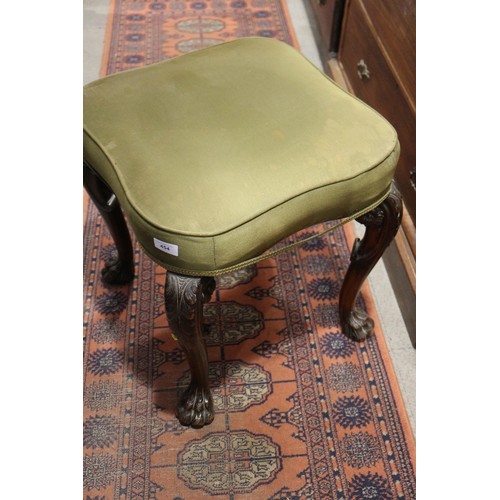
(337, 0, 416, 225)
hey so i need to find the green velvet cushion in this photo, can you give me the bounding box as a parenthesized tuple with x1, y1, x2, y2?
(84, 37, 399, 273)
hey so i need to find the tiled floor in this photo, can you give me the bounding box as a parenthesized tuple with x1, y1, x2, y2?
(83, 0, 416, 434)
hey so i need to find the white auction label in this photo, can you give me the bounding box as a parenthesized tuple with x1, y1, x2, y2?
(153, 238, 179, 256)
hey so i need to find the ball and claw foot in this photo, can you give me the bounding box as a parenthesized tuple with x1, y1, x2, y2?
(101, 258, 134, 285)
(339, 183, 402, 343)
(342, 309, 375, 342)
(176, 384, 215, 428)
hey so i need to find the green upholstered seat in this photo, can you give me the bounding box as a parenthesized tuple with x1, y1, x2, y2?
(83, 37, 399, 274)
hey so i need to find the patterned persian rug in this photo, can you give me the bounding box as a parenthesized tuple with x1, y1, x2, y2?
(100, 0, 298, 75)
(84, 1, 416, 498)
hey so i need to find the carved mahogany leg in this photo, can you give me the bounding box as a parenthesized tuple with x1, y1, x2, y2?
(339, 183, 402, 341)
(164, 272, 216, 428)
(84, 163, 134, 284)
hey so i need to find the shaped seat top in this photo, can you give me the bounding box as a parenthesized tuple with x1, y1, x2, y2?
(84, 37, 398, 274)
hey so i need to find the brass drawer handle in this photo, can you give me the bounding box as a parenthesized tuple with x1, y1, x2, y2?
(357, 59, 370, 80)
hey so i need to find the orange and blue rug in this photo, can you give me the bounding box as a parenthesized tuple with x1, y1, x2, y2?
(100, 0, 298, 74)
(84, 1, 416, 498)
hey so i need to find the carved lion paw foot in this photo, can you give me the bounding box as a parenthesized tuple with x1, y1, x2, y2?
(342, 308, 375, 341)
(177, 384, 214, 428)
(101, 258, 134, 285)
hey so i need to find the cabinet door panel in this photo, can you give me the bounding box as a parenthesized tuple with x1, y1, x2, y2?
(360, 0, 416, 105)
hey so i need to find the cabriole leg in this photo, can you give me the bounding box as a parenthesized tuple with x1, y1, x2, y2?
(84, 163, 134, 284)
(164, 272, 216, 428)
(339, 183, 403, 341)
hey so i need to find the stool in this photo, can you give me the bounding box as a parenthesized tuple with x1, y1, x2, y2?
(84, 37, 402, 428)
